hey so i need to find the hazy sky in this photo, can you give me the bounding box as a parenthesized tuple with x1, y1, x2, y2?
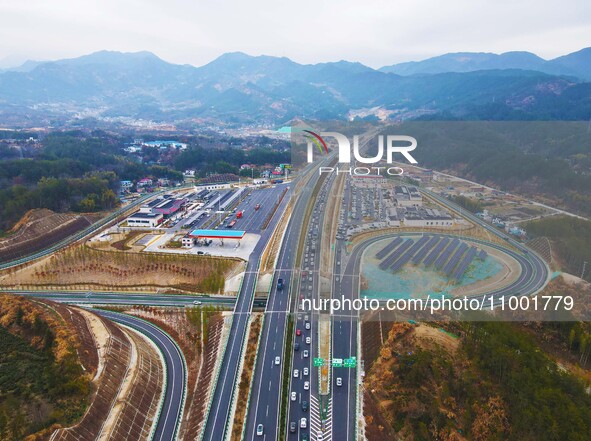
(1, 0, 590, 68)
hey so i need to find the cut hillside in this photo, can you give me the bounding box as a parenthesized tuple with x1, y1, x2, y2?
(364, 321, 591, 441)
(0, 295, 93, 440)
(0, 209, 97, 264)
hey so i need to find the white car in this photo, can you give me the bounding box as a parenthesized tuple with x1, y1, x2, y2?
(304, 381, 309, 390)
(336, 377, 342, 387)
(303, 350, 309, 358)
(300, 418, 307, 429)
(293, 369, 299, 378)
(291, 391, 297, 401)
(193, 300, 202, 305)
(275, 356, 280, 365)
(317, 430, 324, 440)
(256, 424, 264, 435)
(303, 367, 309, 376)
(305, 322, 311, 330)
(306, 337, 311, 344)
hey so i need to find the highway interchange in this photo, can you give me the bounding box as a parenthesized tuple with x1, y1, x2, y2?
(1, 165, 551, 441)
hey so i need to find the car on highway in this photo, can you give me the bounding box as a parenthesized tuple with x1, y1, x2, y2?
(306, 336, 311, 344)
(294, 342, 300, 351)
(296, 329, 302, 336)
(316, 430, 323, 440)
(305, 322, 310, 330)
(336, 377, 342, 387)
(193, 300, 202, 305)
(294, 369, 299, 378)
(275, 356, 281, 365)
(257, 424, 264, 435)
(277, 278, 284, 290)
(302, 400, 308, 411)
(304, 381, 309, 390)
(291, 391, 297, 401)
(300, 418, 307, 429)
(301, 434, 309, 441)
(303, 350, 309, 358)
(290, 422, 296, 433)
(303, 367, 309, 376)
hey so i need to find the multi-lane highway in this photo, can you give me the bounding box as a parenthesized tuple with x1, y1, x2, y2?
(330, 180, 358, 441)
(244, 169, 326, 440)
(201, 183, 291, 441)
(97, 310, 187, 441)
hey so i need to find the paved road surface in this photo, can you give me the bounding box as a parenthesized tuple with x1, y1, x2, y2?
(97, 310, 187, 441)
(201, 183, 290, 441)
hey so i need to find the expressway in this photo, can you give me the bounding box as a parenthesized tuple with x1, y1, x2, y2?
(200, 183, 291, 441)
(245, 160, 335, 440)
(284, 173, 337, 441)
(97, 310, 187, 441)
(330, 178, 357, 441)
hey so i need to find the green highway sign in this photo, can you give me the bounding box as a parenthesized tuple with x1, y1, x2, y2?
(343, 356, 357, 368)
(332, 358, 343, 368)
(313, 358, 325, 367)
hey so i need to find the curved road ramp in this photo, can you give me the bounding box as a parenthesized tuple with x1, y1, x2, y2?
(49, 309, 186, 441)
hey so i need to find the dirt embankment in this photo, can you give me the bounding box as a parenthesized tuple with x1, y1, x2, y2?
(0, 208, 98, 264)
(0, 245, 242, 294)
(51, 307, 164, 441)
(113, 305, 228, 440)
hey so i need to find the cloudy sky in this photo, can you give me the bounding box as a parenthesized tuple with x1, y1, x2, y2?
(1, 0, 590, 68)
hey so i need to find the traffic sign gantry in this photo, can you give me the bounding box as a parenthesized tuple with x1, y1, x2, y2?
(332, 358, 343, 368)
(313, 357, 325, 367)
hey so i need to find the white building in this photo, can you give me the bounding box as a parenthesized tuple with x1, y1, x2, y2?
(126, 212, 163, 228)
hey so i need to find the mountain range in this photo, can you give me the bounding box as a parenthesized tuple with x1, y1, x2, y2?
(379, 48, 591, 79)
(1, 48, 590, 126)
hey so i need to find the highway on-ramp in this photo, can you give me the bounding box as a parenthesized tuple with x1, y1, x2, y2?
(97, 310, 187, 441)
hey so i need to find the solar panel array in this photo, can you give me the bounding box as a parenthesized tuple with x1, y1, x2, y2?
(412, 236, 440, 265)
(434, 238, 460, 270)
(379, 239, 414, 270)
(389, 235, 431, 273)
(375, 237, 403, 259)
(452, 246, 478, 280)
(443, 242, 468, 276)
(375, 235, 485, 282)
(423, 237, 450, 266)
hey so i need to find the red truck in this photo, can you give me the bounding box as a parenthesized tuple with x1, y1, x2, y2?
(236, 210, 243, 219)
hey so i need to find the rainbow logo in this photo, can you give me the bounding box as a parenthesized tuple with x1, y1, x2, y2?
(302, 130, 329, 155)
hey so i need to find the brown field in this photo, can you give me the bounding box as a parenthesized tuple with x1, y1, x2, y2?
(0, 245, 244, 294)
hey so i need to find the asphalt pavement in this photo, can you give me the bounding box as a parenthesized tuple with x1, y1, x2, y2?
(97, 310, 187, 441)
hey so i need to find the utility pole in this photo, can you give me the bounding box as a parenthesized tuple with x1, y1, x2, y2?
(582, 261, 588, 280)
